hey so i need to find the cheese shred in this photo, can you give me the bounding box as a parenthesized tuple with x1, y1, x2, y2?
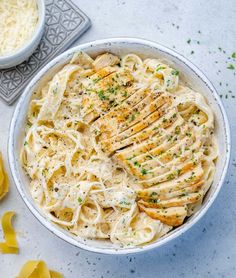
(0, 0, 39, 56)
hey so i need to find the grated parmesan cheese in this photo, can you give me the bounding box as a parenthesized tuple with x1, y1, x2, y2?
(0, 0, 39, 56)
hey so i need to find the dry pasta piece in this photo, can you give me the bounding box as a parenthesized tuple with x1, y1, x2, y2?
(17, 260, 63, 278)
(0, 211, 18, 254)
(0, 152, 9, 200)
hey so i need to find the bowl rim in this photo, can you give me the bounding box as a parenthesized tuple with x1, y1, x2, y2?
(0, 0, 45, 62)
(8, 37, 231, 255)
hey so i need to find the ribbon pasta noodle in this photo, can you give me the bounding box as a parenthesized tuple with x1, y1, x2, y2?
(21, 52, 218, 247)
(0, 211, 18, 254)
(0, 152, 9, 200)
(17, 260, 63, 278)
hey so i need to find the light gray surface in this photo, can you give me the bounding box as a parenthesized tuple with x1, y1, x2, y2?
(0, 0, 235, 277)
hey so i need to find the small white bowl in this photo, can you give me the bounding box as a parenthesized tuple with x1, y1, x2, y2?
(0, 0, 45, 69)
(8, 38, 231, 254)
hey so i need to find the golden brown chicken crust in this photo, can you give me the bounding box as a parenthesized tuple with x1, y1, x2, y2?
(138, 204, 187, 226)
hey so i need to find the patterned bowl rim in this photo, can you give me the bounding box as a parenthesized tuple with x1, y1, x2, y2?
(8, 37, 231, 255)
(0, 0, 45, 61)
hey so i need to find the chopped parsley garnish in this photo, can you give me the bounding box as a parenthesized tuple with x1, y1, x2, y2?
(93, 77, 102, 84)
(130, 114, 135, 122)
(156, 65, 165, 72)
(187, 39, 191, 44)
(176, 169, 181, 176)
(27, 121, 32, 127)
(167, 173, 175, 180)
(126, 156, 135, 161)
(24, 141, 28, 146)
(232, 52, 236, 59)
(141, 169, 148, 175)
(134, 161, 141, 167)
(150, 192, 158, 197)
(42, 169, 47, 176)
(227, 64, 235, 70)
(119, 200, 131, 206)
(175, 126, 181, 135)
(77, 197, 83, 204)
(98, 90, 108, 100)
(171, 70, 179, 76)
(149, 199, 158, 204)
(107, 86, 117, 94)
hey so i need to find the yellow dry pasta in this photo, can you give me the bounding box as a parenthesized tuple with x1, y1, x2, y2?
(0, 152, 9, 200)
(0, 211, 18, 254)
(17, 260, 63, 278)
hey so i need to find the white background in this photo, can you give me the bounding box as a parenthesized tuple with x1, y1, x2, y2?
(1, 0, 236, 277)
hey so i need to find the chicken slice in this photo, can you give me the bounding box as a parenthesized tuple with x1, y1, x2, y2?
(138, 190, 204, 209)
(137, 163, 204, 191)
(138, 204, 187, 226)
(79, 69, 134, 123)
(138, 180, 204, 201)
(101, 107, 179, 155)
(93, 53, 120, 71)
(97, 92, 172, 141)
(92, 87, 151, 133)
(70, 51, 94, 69)
(114, 116, 184, 161)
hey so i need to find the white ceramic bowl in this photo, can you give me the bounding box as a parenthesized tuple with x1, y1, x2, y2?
(8, 38, 231, 254)
(0, 0, 45, 69)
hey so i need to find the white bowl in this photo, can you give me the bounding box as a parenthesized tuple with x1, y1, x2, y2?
(0, 0, 45, 69)
(8, 38, 231, 254)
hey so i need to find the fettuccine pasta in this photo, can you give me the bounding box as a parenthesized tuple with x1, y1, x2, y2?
(0, 211, 18, 254)
(17, 260, 63, 278)
(0, 152, 9, 200)
(21, 52, 218, 247)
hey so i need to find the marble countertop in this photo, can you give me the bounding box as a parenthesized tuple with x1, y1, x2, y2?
(1, 0, 236, 277)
